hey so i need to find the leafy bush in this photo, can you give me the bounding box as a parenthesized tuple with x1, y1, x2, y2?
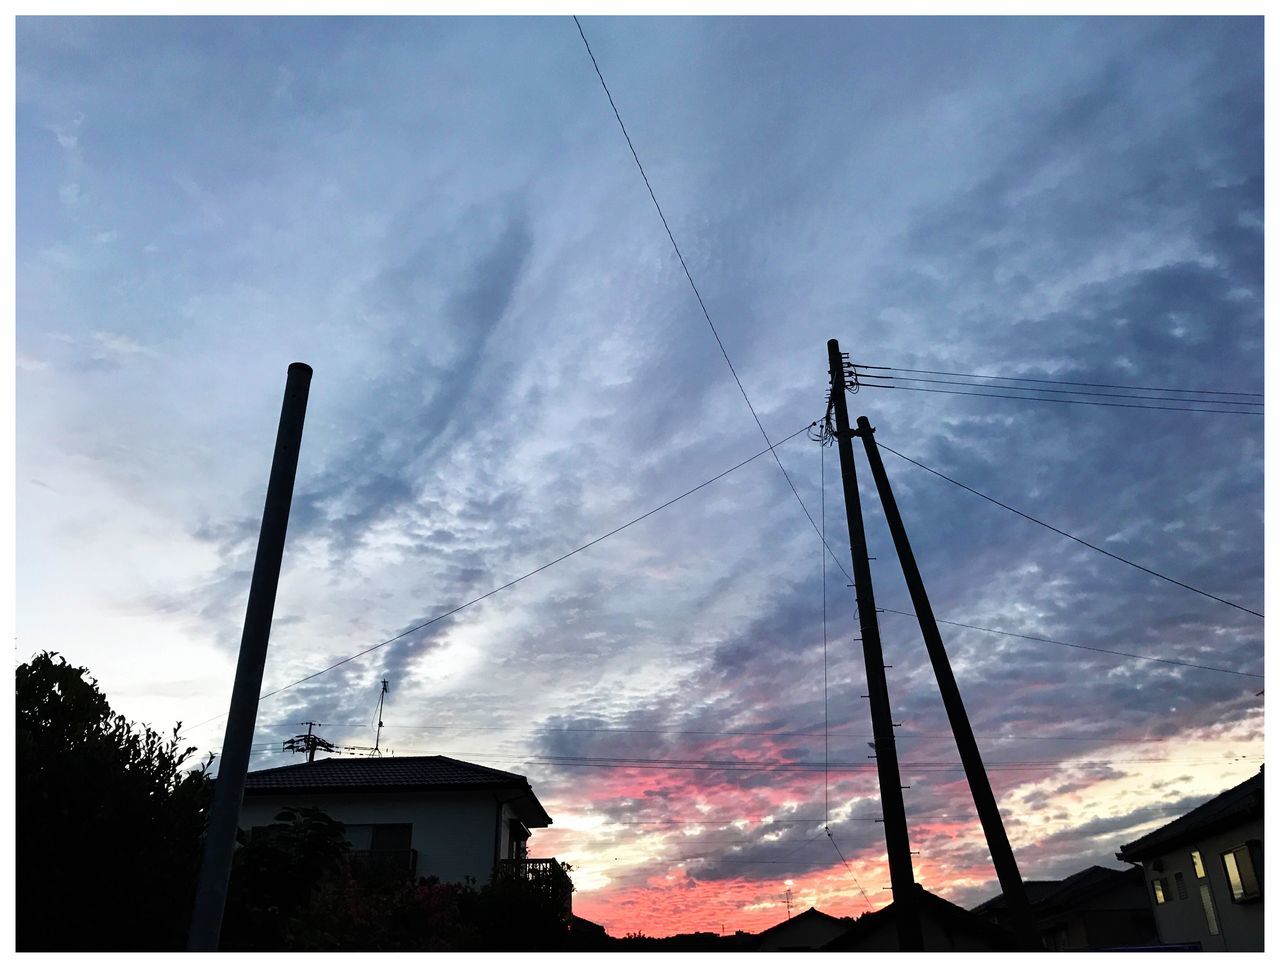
(16, 652, 213, 950)
(222, 807, 572, 951)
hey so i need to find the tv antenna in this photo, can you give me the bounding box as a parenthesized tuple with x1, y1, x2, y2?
(340, 679, 393, 758)
(373, 678, 389, 756)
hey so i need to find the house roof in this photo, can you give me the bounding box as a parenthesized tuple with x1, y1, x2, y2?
(754, 907, 851, 942)
(1116, 768, 1263, 862)
(973, 866, 1142, 918)
(822, 886, 1020, 951)
(242, 754, 553, 826)
(972, 880, 1064, 915)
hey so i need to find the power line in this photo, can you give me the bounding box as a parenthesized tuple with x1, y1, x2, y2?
(876, 439, 1264, 619)
(249, 719, 1250, 742)
(858, 373, 1263, 408)
(187, 422, 816, 732)
(595, 817, 959, 826)
(854, 363, 1263, 398)
(825, 828, 874, 912)
(856, 381, 1262, 415)
(347, 745, 1259, 773)
(879, 607, 1263, 680)
(572, 16, 853, 585)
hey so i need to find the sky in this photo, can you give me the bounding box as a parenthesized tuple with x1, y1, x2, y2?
(14, 15, 1266, 938)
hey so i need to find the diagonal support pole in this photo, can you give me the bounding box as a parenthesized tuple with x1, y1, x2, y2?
(855, 414, 1042, 950)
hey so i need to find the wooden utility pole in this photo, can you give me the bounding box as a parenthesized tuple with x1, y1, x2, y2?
(284, 721, 334, 763)
(188, 362, 313, 952)
(855, 415, 1042, 950)
(826, 339, 922, 951)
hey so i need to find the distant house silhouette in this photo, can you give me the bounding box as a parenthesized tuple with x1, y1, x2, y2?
(239, 754, 568, 908)
(972, 865, 1156, 950)
(753, 907, 855, 951)
(821, 886, 1020, 952)
(1116, 767, 1263, 952)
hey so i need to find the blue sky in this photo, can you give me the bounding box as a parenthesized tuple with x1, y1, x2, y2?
(15, 15, 1265, 935)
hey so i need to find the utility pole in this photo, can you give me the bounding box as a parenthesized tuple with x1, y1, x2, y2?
(855, 415, 1042, 950)
(826, 340, 922, 951)
(784, 887, 794, 919)
(284, 721, 334, 763)
(188, 362, 313, 952)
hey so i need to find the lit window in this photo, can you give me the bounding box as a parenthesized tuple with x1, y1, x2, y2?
(1152, 878, 1167, 904)
(1174, 871, 1188, 900)
(1191, 850, 1205, 879)
(1199, 885, 1220, 936)
(1221, 843, 1262, 903)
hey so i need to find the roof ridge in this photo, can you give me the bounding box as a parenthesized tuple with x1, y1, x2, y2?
(1118, 770, 1263, 859)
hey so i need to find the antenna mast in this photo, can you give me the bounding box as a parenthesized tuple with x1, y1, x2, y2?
(373, 679, 389, 756)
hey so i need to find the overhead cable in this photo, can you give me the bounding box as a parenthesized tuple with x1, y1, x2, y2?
(879, 607, 1263, 679)
(876, 440, 1263, 619)
(572, 16, 853, 584)
(854, 363, 1263, 398)
(857, 373, 1262, 407)
(856, 381, 1261, 415)
(186, 422, 816, 733)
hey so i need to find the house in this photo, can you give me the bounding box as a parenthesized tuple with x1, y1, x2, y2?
(1115, 767, 1263, 952)
(972, 865, 1157, 950)
(239, 754, 569, 909)
(753, 907, 854, 951)
(820, 885, 1021, 951)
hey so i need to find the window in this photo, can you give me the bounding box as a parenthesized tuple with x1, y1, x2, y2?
(508, 819, 531, 861)
(1152, 877, 1167, 904)
(1199, 884, 1220, 936)
(1191, 850, 1206, 879)
(1221, 842, 1262, 903)
(1174, 871, 1188, 900)
(344, 822, 413, 852)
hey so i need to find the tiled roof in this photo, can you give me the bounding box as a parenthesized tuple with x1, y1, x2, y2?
(1117, 768, 1263, 862)
(755, 907, 851, 940)
(973, 866, 1141, 916)
(972, 880, 1064, 914)
(822, 887, 1020, 952)
(242, 754, 555, 828)
(244, 754, 530, 793)
(1039, 865, 1140, 913)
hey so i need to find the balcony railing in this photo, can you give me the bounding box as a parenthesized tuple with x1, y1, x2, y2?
(350, 848, 418, 882)
(496, 858, 573, 914)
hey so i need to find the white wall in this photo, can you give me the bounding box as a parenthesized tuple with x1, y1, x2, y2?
(240, 790, 517, 886)
(1142, 818, 1263, 953)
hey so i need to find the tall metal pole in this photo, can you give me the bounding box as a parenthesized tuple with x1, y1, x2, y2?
(374, 679, 389, 755)
(827, 340, 922, 951)
(188, 362, 313, 951)
(855, 415, 1042, 950)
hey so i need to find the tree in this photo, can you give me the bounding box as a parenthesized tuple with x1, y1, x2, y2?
(15, 652, 213, 950)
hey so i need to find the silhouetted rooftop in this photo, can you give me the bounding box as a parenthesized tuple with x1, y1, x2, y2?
(242, 754, 553, 826)
(973, 865, 1141, 917)
(823, 885, 1020, 951)
(1116, 768, 1263, 862)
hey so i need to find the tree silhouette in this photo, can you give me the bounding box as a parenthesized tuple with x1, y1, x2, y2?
(15, 652, 213, 951)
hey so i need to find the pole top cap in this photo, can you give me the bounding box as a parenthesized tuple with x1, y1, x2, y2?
(288, 362, 314, 376)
